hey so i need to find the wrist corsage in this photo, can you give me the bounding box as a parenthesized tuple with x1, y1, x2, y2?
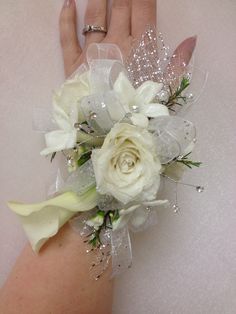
(8, 28, 206, 279)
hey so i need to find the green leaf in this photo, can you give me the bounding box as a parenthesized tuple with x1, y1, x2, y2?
(110, 210, 120, 222)
(97, 210, 105, 218)
(86, 209, 121, 249)
(180, 77, 190, 90)
(176, 153, 202, 169)
(77, 151, 92, 167)
(89, 236, 100, 247)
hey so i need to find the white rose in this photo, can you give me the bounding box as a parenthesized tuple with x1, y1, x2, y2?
(91, 123, 162, 204)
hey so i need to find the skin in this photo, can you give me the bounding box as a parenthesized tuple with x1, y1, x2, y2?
(0, 0, 196, 313)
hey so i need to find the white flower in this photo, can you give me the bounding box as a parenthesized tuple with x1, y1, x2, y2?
(91, 123, 162, 205)
(86, 211, 104, 230)
(7, 187, 98, 253)
(41, 72, 90, 156)
(112, 200, 169, 231)
(113, 72, 169, 126)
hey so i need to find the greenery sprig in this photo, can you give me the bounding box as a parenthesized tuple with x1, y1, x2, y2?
(176, 152, 202, 169)
(88, 210, 120, 247)
(163, 77, 190, 111)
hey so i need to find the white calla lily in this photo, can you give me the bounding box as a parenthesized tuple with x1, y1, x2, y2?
(8, 188, 98, 253)
(113, 72, 169, 120)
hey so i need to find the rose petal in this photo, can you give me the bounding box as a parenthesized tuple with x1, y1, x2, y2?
(91, 123, 162, 204)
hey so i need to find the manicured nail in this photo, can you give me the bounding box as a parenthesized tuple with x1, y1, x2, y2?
(188, 35, 197, 52)
(63, 0, 73, 8)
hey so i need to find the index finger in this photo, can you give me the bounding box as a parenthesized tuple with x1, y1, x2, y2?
(131, 0, 156, 39)
(60, 0, 81, 77)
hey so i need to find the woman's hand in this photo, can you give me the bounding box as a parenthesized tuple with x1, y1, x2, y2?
(0, 2, 197, 314)
(59, 0, 196, 78)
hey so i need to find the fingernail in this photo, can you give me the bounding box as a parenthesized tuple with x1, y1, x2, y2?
(188, 35, 197, 51)
(63, 0, 73, 8)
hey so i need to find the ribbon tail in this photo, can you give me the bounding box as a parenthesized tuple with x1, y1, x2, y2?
(111, 227, 132, 277)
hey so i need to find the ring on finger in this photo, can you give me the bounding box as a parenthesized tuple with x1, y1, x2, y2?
(83, 24, 107, 35)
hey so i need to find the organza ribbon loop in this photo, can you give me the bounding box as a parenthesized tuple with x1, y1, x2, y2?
(149, 116, 196, 163)
(62, 160, 96, 196)
(81, 91, 126, 133)
(89, 60, 121, 93)
(86, 43, 123, 65)
(48, 160, 96, 198)
(86, 43, 127, 94)
(183, 65, 208, 104)
(78, 43, 128, 132)
(68, 63, 88, 80)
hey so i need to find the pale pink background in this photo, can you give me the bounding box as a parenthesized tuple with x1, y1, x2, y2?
(1, 1, 236, 313)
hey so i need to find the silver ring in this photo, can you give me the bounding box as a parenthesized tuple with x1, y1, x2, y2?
(83, 25, 107, 35)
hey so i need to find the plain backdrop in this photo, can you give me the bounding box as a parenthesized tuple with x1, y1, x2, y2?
(0, 1, 236, 313)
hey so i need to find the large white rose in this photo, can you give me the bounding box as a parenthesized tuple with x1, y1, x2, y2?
(91, 123, 162, 204)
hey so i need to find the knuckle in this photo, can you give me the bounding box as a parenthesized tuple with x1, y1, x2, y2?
(112, 0, 130, 10)
(136, 0, 155, 12)
(104, 34, 118, 44)
(86, 6, 105, 23)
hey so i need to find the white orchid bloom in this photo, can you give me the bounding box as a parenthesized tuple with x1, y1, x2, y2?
(40, 72, 90, 156)
(113, 72, 169, 127)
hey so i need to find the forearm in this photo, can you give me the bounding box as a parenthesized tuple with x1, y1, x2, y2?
(0, 223, 113, 314)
